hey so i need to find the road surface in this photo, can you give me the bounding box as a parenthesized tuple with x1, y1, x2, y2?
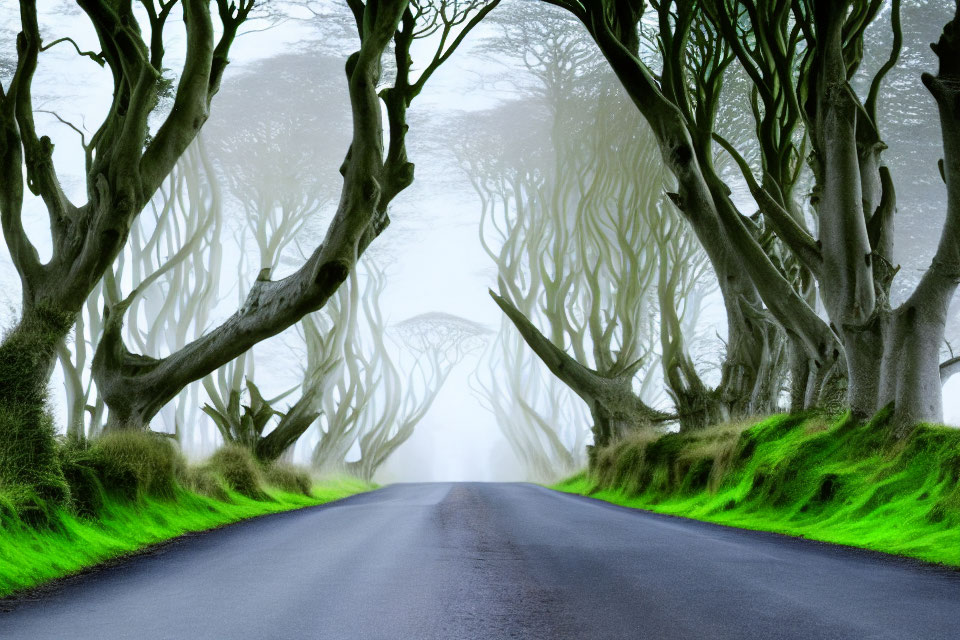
(2, 482, 959, 639)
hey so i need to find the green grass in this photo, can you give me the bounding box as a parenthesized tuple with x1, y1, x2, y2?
(0, 474, 372, 598)
(552, 409, 960, 567)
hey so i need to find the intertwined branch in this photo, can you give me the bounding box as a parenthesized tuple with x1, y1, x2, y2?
(92, 0, 499, 431)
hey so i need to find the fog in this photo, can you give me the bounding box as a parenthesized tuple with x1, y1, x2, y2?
(1, 0, 957, 482)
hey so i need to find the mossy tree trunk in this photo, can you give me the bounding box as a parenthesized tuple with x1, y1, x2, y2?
(0, 0, 252, 497)
(491, 291, 674, 454)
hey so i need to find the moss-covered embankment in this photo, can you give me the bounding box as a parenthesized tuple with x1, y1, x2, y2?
(553, 410, 960, 566)
(0, 432, 372, 597)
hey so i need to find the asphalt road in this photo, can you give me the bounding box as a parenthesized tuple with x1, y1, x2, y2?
(2, 482, 959, 639)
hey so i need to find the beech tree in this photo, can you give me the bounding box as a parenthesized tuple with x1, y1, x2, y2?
(474, 31, 665, 452)
(0, 0, 253, 497)
(119, 138, 222, 447)
(202, 280, 353, 463)
(458, 101, 591, 477)
(311, 262, 487, 479)
(345, 309, 487, 481)
(309, 268, 367, 473)
(462, 98, 592, 476)
(92, 0, 500, 435)
(529, 1, 834, 435)
(475, 4, 798, 450)
(259, 294, 352, 462)
(463, 13, 721, 462)
(473, 324, 590, 481)
(57, 282, 108, 443)
(201, 250, 484, 475)
(196, 52, 345, 459)
(474, 105, 672, 448)
(58, 138, 222, 446)
(542, 0, 960, 427)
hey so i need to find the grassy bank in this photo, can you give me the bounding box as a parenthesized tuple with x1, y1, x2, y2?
(553, 410, 960, 566)
(0, 433, 372, 597)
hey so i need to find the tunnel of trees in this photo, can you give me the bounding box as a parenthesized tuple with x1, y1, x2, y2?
(0, 0, 958, 499)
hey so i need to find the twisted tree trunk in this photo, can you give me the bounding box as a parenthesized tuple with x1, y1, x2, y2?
(877, 14, 960, 425)
(0, 0, 251, 495)
(491, 291, 673, 452)
(0, 307, 73, 499)
(92, 0, 499, 431)
(254, 392, 322, 462)
(551, 0, 841, 421)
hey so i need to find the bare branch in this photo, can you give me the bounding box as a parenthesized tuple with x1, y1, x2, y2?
(39, 36, 105, 66)
(713, 131, 823, 276)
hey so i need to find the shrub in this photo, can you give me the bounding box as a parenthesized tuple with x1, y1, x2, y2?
(85, 431, 186, 501)
(58, 441, 107, 517)
(177, 465, 231, 502)
(206, 445, 268, 499)
(262, 462, 313, 496)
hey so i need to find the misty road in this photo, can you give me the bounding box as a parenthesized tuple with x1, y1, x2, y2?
(2, 483, 959, 639)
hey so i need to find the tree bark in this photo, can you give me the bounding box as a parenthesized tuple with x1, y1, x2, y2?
(0, 306, 73, 498)
(0, 0, 250, 496)
(875, 7, 960, 426)
(92, 0, 498, 431)
(254, 391, 321, 462)
(490, 290, 672, 450)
